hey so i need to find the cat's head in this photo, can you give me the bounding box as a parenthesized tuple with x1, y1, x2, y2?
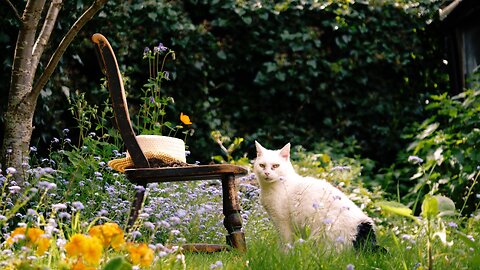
(253, 141, 294, 184)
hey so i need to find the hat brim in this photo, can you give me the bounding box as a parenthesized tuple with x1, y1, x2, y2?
(108, 152, 188, 172)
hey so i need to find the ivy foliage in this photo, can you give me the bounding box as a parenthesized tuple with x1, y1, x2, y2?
(0, 0, 448, 166)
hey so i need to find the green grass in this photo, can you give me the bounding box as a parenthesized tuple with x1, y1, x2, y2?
(157, 221, 479, 270)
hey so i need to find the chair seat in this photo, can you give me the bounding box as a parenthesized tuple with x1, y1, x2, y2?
(125, 164, 248, 184)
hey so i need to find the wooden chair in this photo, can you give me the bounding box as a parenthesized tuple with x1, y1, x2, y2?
(91, 33, 247, 252)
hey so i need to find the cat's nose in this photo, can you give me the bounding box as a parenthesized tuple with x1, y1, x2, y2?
(264, 172, 270, 176)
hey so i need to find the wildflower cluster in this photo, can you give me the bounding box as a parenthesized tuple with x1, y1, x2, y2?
(7, 227, 51, 256)
(66, 222, 153, 268)
(139, 42, 193, 140)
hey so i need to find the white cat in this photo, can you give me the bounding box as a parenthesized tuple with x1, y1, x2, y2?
(253, 141, 379, 251)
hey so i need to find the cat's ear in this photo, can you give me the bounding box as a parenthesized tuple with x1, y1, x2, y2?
(255, 141, 265, 157)
(279, 143, 291, 160)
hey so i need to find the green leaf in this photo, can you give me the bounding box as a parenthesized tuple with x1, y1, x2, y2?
(421, 195, 438, 218)
(217, 50, 227, 60)
(435, 195, 456, 217)
(103, 257, 133, 270)
(417, 122, 439, 139)
(376, 201, 413, 218)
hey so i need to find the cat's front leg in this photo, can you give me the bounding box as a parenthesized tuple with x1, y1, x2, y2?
(274, 220, 294, 251)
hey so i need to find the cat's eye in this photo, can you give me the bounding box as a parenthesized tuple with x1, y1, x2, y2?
(259, 163, 266, 169)
(272, 164, 280, 169)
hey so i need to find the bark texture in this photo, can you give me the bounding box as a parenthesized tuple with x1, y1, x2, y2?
(1, 0, 108, 183)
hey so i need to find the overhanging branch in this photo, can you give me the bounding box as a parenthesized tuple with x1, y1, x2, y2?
(30, 0, 108, 100)
(3, 0, 22, 21)
(32, 0, 63, 75)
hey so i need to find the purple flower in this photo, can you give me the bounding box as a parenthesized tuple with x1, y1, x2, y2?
(43, 167, 55, 174)
(164, 71, 170, 80)
(170, 216, 181, 225)
(143, 47, 151, 58)
(323, 218, 333, 225)
(176, 209, 187, 218)
(58, 212, 71, 219)
(130, 230, 142, 239)
(72, 201, 85, 211)
(144, 222, 155, 231)
(210, 261, 223, 269)
(447, 222, 458, 229)
(346, 264, 355, 270)
(158, 42, 168, 52)
(52, 203, 67, 210)
(313, 202, 322, 209)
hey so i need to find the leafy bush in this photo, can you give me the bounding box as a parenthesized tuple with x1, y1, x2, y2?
(1, 0, 448, 167)
(395, 89, 480, 215)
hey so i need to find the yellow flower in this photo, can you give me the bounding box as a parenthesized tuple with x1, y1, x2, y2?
(89, 222, 125, 250)
(127, 242, 154, 267)
(7, 227, 51, 256)
(65, 234, 103, 266)
(65, 234, 87, 258)
(82, 237, 103, 266)
(71, 260, 96, 270)
(180, 112, 192, 125)
(7, 227, 26, 245)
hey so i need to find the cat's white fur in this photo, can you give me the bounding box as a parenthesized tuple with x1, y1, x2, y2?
(254, 141, 374, 249)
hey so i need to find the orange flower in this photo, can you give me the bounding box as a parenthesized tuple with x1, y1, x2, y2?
(180, 112, 192, 125)
(7, 227, 26, 245)
(89, 222, 125, 250)
(7, 227, 51, 255)
(127, 242, 154, 267)
(65, 234, 103, 266)
(71, 260, 96, 270)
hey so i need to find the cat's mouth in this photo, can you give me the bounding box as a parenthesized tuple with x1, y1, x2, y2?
(262, 176, 276, 183)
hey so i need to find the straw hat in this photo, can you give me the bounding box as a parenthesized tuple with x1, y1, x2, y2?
(108, 135, 189, 172)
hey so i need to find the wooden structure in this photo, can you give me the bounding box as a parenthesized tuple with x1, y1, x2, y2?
(440, 0, 480, 92)
(91, 33, 247, 252)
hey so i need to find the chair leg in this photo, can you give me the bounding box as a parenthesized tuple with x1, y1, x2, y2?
(127, 185, 146, 230)
(221, 174, 246, 252)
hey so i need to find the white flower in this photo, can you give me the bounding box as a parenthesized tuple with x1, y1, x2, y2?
(408, 156, 423, 164)
(6, 167, 17, 175)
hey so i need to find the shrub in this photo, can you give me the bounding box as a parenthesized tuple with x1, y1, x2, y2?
(398, 89, 480, 215)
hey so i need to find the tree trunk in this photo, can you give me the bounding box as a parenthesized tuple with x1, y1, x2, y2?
(2, 100, 36, 173)
(1, 0, 45, 181)
(1, 0, 108, 183)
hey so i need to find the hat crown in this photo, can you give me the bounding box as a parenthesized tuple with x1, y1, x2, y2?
(128, 135, 186, 162)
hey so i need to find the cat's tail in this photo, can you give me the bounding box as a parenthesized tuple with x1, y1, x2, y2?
(352, 221, 388, 253)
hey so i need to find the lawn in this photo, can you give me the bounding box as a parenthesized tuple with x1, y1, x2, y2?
(0, 135, 478, 269)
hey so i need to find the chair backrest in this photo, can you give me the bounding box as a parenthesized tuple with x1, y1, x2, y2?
(92, 33, 150, 169)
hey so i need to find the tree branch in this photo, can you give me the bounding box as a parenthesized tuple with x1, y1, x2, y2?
(30, 0, 108, 100)
(8, 0, 46, 109)
(3, 0, 22, 21)
(31, 0, 63, 75)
